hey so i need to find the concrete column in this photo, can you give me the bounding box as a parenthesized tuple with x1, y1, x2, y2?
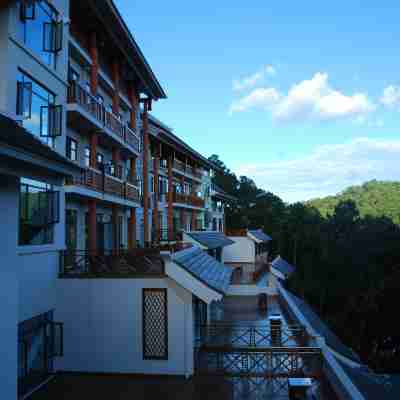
(168, 155, 174, 241)
(142, 99, 150, 245)
(128, 208, 136, 249)
(89, 32, 98, 95)
(111, 60, 120, 114)
(88, 200, 97, 252)
(89, 133, 97, 168)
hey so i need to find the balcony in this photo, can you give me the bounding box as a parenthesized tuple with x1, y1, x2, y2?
(59, 249, 164, 278)
(173, 159, 203, 181)
(66, 168, 141, 205)
(173, 192, 205, 208)
(67, 82, 141, 155)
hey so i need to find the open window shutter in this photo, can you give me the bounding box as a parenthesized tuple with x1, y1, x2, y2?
(20, 0, 36, 21)
(41, 105, 62, 137)
(43, 21, 63, 53)
(54, 21, 63, 53)
(17, 82, 32, 119)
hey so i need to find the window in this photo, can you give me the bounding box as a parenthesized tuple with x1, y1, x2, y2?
(19, 178, 59, 246)
(68, 66, 79, 83)
(84, 147, 90, 167)
(20, 0, 62, 68)
(96, 153, 104, 170)
(17, 71, 61, 146)
(143, 289, 168, 360)
(97, 94, 104, 105)
(66, 137, 77, 161)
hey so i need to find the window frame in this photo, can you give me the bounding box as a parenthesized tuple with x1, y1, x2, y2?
(66, 137, 78, 161)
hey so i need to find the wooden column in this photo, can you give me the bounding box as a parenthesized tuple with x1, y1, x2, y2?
(88, 200, 97, 252)
(89, 133, 97, 168)
(142, 99, 150, 245)
(111, 60, 120, 114)
(152, 144, 160, 243)
(89, 32, 98, 95)
(191, 210, 196, 232)
(180, 175, 185, 230)
(167, 155, 174, 241)
(128, 208, 136, 249)
(128, 84, 138, 130)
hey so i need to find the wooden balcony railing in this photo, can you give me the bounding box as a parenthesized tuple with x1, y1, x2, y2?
(104, 110, 124, 140)
(67, 168, 141, 203)
(173, 159, 203, 180)
(125, 182, 140, 202)
(104, 174, 124, 197)
(68, 81, 141, 153)
(173, 159, 185, 173)
(125, 125, 140, 153)
(67, 81, 104, 122)
(59, 249, 164, 277)
(173, 192, 205, 208)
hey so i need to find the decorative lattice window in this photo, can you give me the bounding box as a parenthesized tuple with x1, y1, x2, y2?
(142, 288, 168, 360)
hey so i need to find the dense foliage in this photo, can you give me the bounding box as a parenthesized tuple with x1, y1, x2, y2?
(308, 180, 400, 224)
(210, 154, 400, 372)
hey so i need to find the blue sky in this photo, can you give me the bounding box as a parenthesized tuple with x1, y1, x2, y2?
(115, 0, 400, 202)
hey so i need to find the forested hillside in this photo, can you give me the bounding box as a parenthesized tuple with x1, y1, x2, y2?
(308, 180, 400, 224)
(209, 154, 400, 373)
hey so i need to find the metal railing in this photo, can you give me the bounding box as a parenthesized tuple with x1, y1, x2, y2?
(196, 323, 310, 349)
(59, 249, 164, 277)
(67, 81, 141, 153)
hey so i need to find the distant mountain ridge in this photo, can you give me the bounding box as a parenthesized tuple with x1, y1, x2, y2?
(307, 180, 400, 224)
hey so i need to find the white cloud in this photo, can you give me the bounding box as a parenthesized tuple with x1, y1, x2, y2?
(232, 65, 276, 91)
(230, 72, 375, 122)
(380, 85, 400, 109)
(235, 137, 400, 203)
(229, 87, 281, 114)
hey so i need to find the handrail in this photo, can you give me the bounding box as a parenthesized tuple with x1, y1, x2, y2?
(59, 249, 164, 277)
(68, 81, 140, 152)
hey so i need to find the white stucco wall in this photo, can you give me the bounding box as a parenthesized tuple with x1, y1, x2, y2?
(0, 175, 19, 400)
(223, 236, 255, 263)
(55, 277, 194, 376)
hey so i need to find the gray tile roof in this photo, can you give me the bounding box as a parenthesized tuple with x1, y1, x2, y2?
(271, 256, 295, 276)
(248, 229, 272, 242)
(172, 246, 233, 295)
(337, 359, 400, 400)
(186, 231, 235, 250)
(284, 289, 361, 363)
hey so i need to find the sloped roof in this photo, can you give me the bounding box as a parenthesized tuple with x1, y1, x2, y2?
(172, 247, 233, 295)
(284, 289, 361, 363)
(0, 112, 80, 176)
(271, 256, 295, 277)
(186, 231, 234, 250)
(248, 229, 272, 242)
(337, 359, 400, 400)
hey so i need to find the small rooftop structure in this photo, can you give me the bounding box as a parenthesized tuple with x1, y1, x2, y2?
(248, 229, 272, 243)
(184, 231, 234, 250)
(171, 246, 233, 296)
(271, 256, 296, 280)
